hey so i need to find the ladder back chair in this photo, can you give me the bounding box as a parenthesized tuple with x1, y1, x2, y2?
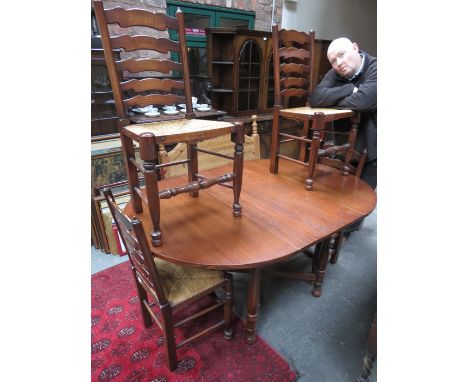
(94, 1, 245, 247)
(269, 24, 362, 190)
(103, 188, 233, 371)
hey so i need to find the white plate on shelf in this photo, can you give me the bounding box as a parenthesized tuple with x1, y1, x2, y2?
(197, 107, 212, 112)
(133, 106, 155, 113)
(163, 110, 179, 115)
(180, 108, 187, 113)
(144, 111, 160, 117)
(178, 104, 186, 108)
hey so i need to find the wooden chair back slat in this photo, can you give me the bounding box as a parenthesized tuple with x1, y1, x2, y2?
(120, 78, 185, 93)
(110, 35, 180, 54)
(104, 6, 179, 30)
(103, 189, 169, 305)
(278, 29, 310, 45)
(123, 94, 186, 108)
(279, 63, 310, 76)
(278, 47, 310, 60)
(280, 77, 309, 89)
(280, 88, 309, 99)
(116, 58, 182, 74)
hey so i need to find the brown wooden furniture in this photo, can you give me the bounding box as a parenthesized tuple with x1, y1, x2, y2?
(124, 159, 377, 344)
(269, 25, 362, 190)
(91, 121, 260, 254)
(94, 1, 245, 247)
(206, 28, 333, 119)
(91, 48, 120, 136)
(103, 188, 233, 371)
(206, 28, 274, 116)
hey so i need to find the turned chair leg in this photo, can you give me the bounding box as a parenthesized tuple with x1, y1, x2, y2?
(160, 305, 178, 371)
(223, 273, 234, 339)
(270, 106, 281, 174)
(329, 232, 345, 264)
(232, 122, 244, 217)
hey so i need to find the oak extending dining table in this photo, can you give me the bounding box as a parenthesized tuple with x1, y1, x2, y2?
(123, 159, 376, 344)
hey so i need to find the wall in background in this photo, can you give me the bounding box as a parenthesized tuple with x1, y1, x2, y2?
(280, 0, 376, 56)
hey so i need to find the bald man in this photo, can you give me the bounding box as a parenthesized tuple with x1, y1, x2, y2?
(309, 37, 377, 189)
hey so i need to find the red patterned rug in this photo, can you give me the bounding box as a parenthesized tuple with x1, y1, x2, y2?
(92, 262, 297, 382)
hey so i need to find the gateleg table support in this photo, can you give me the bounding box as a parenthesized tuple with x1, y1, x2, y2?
(245, 267, 261, 344)
(312, 236, 332, 297)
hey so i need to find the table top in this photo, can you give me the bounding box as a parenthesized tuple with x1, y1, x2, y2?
(124, 159, 376, 269)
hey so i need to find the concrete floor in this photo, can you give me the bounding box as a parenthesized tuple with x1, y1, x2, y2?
(92, 209, 377, 381)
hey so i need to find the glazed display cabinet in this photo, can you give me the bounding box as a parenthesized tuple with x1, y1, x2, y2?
(206, 28, 274, 116)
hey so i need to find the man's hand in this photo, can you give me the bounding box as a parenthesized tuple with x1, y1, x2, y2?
(353, 87, 359, 94)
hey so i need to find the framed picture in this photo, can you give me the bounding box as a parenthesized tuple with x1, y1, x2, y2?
(92, 191, 131, 255)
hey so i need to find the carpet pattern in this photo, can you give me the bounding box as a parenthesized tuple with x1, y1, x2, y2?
(91, 262, 297, 381)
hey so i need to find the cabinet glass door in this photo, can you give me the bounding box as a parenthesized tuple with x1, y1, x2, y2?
(238, 40, 261, 111)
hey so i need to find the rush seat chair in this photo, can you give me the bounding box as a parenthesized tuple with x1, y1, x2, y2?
(269, 24, 362, 190)
(104, 188, 234, 371)
(94, 1, 244, 247)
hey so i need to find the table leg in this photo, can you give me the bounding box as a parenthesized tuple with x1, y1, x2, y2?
(246, 268, 260, 344)
(312, 236, 331, 297)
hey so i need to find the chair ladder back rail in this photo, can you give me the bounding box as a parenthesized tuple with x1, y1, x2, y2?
(280, 77, 309, 89)
(280, 87, 310, 100)
(120, 77, 184, 93)
(110, 35, 180, 54)
(123, 94, 187, 109)
(93, 0, 126, 117)
(103, 188, 169, 306)
(116, 58, 182, 75)
(103, 6, 179, 30)
(278, 46, 310, 61)
(278, 29, 311, 46)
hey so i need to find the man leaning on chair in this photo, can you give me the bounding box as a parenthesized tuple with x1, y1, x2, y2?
(309, 37, 377, 235)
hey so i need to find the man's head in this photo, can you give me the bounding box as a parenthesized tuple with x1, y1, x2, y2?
(327, 37, 362, 79)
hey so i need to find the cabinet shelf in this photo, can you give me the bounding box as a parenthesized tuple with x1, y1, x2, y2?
(212, 88, 234, 93)
(212, 61, 235, 65)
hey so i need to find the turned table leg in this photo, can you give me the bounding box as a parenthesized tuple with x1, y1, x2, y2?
(312, 236, 331, 297)
(245, 268, 261, 344)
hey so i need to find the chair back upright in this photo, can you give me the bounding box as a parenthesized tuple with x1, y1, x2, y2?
(272, 24, 315, 108)
(93, 1, 195, 119)
(103, 188, 168, 306)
